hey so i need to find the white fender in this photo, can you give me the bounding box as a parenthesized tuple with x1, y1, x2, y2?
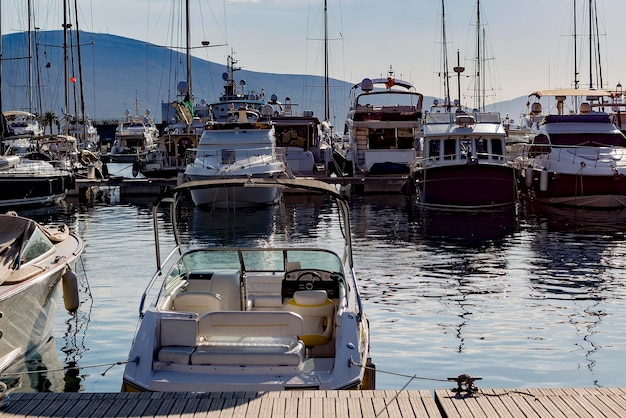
(539, 168, 549, 192)
(525, 166, 533, 188)
(62, 270, 80, 312)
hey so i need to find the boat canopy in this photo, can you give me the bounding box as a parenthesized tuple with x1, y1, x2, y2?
(529, 89, 612, 99)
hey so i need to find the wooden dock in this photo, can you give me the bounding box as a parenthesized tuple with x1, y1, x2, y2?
(2, 388, 625, 417)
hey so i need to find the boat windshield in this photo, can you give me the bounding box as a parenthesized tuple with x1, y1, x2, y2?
(356, 91, 421, 108)
(548, 133, 626, 147)
(21, 227, 55, 264)
(166, 248, 343, 282)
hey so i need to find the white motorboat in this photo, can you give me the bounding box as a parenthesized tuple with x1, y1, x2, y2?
(0, 155, 75, 208)
(2, 111, 44, 138)
(184, 106, 291, 208)
(0, 212, 83, 374)
(332, 68, 424, 176)
(515, 89, 626, 208)
(109, 108, 159, 164)
(122, 178, 374, 392)
(62, 115, 100, 152)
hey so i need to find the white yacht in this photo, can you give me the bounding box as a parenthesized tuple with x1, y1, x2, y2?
(109, 109, 159, 164)
(184, 87, 291, 207)
(333, 69, 423, 177)
(515, 89, 626, 208)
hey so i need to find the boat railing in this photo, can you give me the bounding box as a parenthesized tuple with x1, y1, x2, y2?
(416, 154, 508, 168)
(418, 143, 509, 166)
(425, 111, 502, 125)
(139, 244, 182, 317)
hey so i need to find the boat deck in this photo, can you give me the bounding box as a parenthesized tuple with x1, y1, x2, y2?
(2, 388, 625, 417)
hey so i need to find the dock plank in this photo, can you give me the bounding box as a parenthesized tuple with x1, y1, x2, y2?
(3, 388, 626, 417)
(434, 389, 476, 418)
(482, 389, 526, 418)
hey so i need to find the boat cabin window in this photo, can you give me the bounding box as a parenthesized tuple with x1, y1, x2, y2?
(443, 138, 456, 160)
(491, 138, 504, 157)
(426, 139, 440, 159)
(548, 132, 626, 147)
(476, 138, 488, 160)
(21, 227, 55, 264)
(275, 127, 311, 148)
(397, 128, 415, 149)
(367, 128, 417, 150)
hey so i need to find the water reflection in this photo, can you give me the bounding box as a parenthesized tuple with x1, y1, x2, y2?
(2, 337, 64, 393)
(525, 202, 626, 236)
(181, 204, 279, 246)
(524, 203, 626, 301)
(417, 206, 518, 243)
(179, 193, 338, 249)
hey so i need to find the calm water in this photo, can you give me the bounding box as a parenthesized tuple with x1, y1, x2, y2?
(5, 173, 626, 393)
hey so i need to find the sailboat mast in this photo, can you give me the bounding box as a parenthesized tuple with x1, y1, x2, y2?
(186, 0, 192, 100)
(589, 0, 593, 89)
(0, 3, 3, 130)
(323, 0, 330, 121)
(593, 0, 603, 89)
(28, 0, 33, 113)
(63, 0, 70, 131)
(476, 0, 481, 111)
(73, 0, 87, 144)
(441, 0, 451, 110)
(573, 0, 579, 89)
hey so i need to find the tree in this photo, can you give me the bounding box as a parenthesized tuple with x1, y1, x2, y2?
(43, 111, 58, 135)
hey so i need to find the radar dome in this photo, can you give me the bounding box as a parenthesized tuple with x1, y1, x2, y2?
(361, 78, 374, 92)
(177, 81, 189, 95)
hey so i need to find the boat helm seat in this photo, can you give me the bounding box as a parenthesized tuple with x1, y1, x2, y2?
(284, 290, 334, 347)
(173, 291, 222, 317)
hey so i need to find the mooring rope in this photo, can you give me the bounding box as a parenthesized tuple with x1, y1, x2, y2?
(350, 359, 450, 383)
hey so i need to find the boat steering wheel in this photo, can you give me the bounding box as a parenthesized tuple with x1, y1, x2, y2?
(296, 271, 322, 289)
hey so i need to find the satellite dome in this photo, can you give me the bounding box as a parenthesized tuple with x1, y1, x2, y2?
(177, 81, 188, 95)
(271, 93, 278, 102)
(361, 78, 373, 92)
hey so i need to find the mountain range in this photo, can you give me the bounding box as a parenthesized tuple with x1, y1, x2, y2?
(1, 30, 529, 128)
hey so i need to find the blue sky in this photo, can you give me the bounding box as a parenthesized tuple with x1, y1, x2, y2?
(4, 0, 626, 109)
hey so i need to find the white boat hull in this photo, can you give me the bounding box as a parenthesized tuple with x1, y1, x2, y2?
(0, 214, 84, 373)
(188, 182, 282, 207)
